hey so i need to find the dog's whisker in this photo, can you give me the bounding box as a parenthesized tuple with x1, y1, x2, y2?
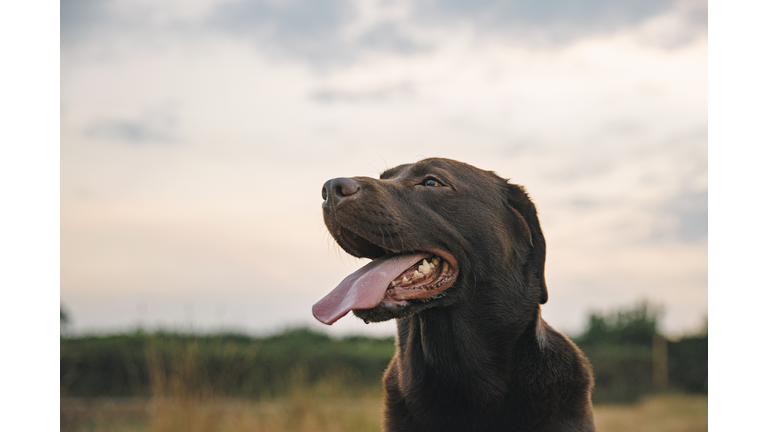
(377, 225, 388, 251)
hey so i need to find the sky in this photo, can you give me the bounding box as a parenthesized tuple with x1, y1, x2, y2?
(60, 0, 708, 338)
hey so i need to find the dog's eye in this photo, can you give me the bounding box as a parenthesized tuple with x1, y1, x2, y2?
(424, 178, 441, 187)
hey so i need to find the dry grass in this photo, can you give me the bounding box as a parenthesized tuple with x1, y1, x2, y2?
(62, 392, 707, 432)
(61, 340, 706, 431)
(594, 394, 707, 432)
(61, 392, 382, 432)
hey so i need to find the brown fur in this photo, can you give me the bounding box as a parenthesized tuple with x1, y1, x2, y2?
(321, 158, 595, 432)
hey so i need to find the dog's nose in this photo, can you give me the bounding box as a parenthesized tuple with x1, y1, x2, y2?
(322, 178, 360, 206)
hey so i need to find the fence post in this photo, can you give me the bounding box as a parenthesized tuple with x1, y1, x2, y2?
(652, 332, 668, 393)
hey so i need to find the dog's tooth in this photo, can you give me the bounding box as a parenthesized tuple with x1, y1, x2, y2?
(418, 264, 429, 273)
(422, 259, 430, 268)
(432, 258, 440, 266)
(413, 270, 422, 278)
(402, 276, 408, 283)
(390, 281, 396, 287)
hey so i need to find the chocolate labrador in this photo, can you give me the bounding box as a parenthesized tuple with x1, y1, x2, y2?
(313, 158, 595, 432)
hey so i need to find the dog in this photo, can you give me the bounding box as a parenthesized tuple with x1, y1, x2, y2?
(313, 158, 595, 432)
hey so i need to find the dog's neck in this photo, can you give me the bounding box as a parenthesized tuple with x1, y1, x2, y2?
(395, 302, 546, 404)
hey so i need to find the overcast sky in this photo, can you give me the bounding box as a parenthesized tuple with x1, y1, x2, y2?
(60, 0, 707, 337)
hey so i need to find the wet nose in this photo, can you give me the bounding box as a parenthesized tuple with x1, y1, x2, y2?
(322, 178, 360, 206)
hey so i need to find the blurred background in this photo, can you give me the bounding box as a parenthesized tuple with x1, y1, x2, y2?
(60, 0, 707, 430)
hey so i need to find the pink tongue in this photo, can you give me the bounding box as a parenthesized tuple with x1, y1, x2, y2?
(313, 253, 430, 325)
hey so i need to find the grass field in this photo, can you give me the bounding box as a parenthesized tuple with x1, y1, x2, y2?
(60, 323, 706, 431)
(61, 391, 707, 432)
(60, 326, 707, 431)
(593, 395, 707, 432)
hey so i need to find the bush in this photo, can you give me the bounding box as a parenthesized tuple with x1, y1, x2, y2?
(60, 329, 395, 398)
(572, 302, 707, 403)
(60, 305, 708, 404)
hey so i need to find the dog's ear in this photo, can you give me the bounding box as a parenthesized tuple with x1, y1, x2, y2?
(505, 183, 548, 304)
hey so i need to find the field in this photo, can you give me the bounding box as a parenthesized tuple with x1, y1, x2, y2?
(60, 306, 707, 431)
(61, 391, 707, 432)
(593, 395, 707, 432)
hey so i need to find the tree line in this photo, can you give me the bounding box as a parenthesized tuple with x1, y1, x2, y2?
(60, 302, 706, 404)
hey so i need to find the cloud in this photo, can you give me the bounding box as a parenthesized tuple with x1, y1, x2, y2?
(411, 0, 676, 32)
(356, 22, 428, 54)
(61, 0, 116, 45)
(62, 0, 706, 64)
(208, 0, 357, 63)
(309, 82, 413, 103)
(207, 0, 706, 62)
(84, 120, 172, 143)
(84, 108, 178, 144)
(662, 190, 707, 243)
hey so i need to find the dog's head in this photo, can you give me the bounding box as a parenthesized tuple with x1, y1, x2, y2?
(313, 158, 547, 325)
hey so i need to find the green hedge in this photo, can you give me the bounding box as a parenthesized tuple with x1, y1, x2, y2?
(573, 302, 708, 403)
(61, 303, 708, 404)
(61, 329, 395, 398)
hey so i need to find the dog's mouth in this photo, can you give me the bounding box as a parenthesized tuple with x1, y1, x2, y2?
(312, 225, 458, 325)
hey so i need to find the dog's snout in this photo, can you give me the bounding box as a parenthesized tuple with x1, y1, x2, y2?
(322, 178, 360, 206)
